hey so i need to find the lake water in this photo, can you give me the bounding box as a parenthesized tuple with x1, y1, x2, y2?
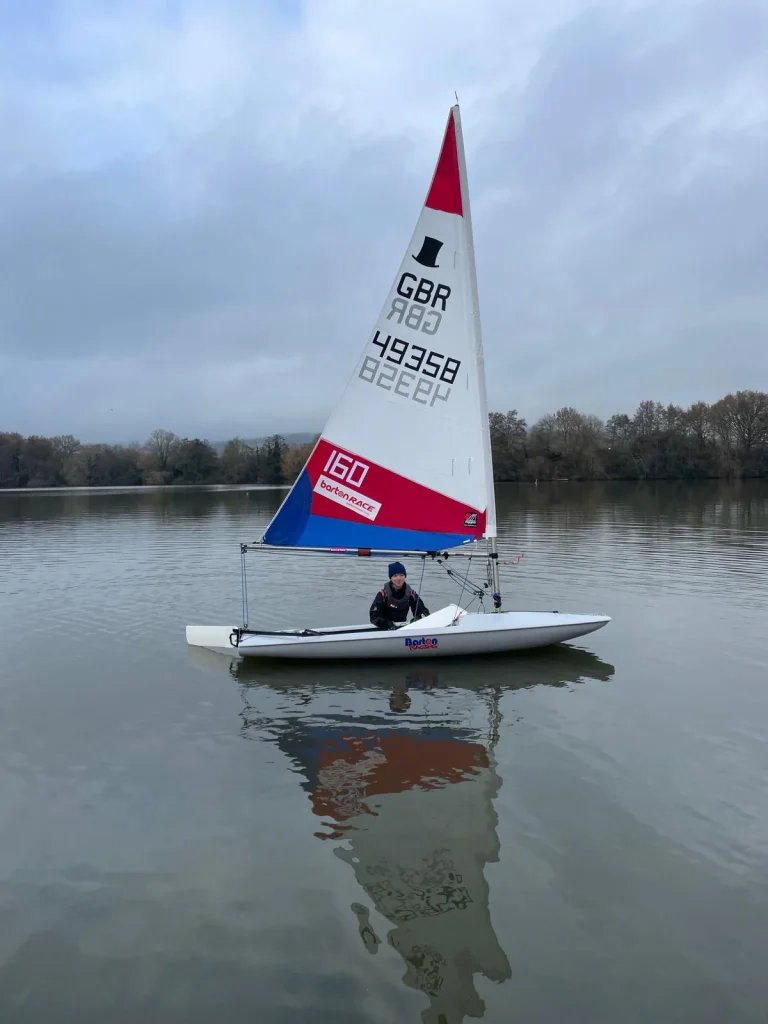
(0, 480, 767, 1023)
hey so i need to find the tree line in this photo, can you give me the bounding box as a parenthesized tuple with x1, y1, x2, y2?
(0, 430, 302, 489)
(489, 389, 768, 482)
(1, 389, 767, 489)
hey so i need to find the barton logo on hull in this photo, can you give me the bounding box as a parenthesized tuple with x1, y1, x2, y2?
(464, 512, 478, 527)
(405, 637, 438, 651)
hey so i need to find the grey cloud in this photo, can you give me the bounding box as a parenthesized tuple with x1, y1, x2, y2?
(0, 107, 424, 437)
(0, 109, 431, 355)
(472, 0, 768, 419)
(2, 0, 768, 442)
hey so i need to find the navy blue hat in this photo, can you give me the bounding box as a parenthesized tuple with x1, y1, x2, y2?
(388, 561, 406, 578)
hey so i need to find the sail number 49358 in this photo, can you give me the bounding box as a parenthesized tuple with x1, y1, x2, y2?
(357, 331, 461, 407)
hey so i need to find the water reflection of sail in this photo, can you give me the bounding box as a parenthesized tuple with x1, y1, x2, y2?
(225, 649, 616, 1021)
(273, 715, 511, 1022)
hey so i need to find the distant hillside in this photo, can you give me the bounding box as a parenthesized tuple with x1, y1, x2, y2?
(211, 432, 316, 455)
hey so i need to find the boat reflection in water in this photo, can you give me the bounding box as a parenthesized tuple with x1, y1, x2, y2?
(225, 648, 615, 1023)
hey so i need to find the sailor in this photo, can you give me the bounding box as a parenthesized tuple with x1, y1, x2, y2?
(370, 562, 430, 630)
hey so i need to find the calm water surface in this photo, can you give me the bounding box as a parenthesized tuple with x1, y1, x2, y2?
(0, 480, 767, 1023)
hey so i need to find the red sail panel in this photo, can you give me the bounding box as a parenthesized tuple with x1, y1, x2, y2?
(424, 109, 463, 217)
(307, 438, 485, 539)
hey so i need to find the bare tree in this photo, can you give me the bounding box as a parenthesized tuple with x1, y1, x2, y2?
(709, 399, 735, 450)
(51, 434, 81, 460)
(553, 406, 583, 454)
(489, 409, 527, 447)
(661, 404, 684, 433)
(145, 429, 179, 471)
(579, 414, 605, 445)
(605, 414, 633, 447)
(633, 400, 663, 438)
(720, 390, 768, 452)
(529, 413, 556, 451)
(684, 402, 712, 445)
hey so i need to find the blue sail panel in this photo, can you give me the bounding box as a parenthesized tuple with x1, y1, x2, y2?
(263, 470, 472, 551)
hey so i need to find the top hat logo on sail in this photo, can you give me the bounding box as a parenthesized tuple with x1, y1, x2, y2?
(412, 236, 443, 269)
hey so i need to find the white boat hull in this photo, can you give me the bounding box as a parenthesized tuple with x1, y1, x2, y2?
(185, 604, 610, 661)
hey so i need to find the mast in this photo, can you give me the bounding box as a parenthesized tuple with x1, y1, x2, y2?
(452, 104, 502, 609)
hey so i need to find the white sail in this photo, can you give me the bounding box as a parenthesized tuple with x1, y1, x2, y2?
(263, 105, 496, 552)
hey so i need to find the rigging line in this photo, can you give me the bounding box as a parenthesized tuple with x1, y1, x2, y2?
(415, 555, 427, 618)
(452, 552, 472, 623)
(240, 543, 250, 629)
(437, 559, 487, 597)
(443, 570, 485, 598)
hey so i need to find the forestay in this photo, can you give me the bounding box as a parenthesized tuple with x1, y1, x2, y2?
(262, 105, 496, 553)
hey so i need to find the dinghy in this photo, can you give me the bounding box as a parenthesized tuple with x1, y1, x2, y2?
(186, 103, 610, 660)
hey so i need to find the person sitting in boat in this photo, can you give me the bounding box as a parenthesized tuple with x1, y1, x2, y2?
(370, 562, 429, 630)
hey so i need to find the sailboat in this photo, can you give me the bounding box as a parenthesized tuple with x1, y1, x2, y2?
(186, 104, 610, 659)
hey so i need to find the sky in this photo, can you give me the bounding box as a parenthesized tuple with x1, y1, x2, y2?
(1, 0, 767, 444)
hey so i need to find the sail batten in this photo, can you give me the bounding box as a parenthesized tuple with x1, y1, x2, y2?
(262, 104, 495, 552)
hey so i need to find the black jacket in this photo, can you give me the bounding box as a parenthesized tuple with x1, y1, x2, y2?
(370, 582, 430, 629)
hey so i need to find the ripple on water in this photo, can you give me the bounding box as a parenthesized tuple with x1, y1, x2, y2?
(0, 481, 767, 1022)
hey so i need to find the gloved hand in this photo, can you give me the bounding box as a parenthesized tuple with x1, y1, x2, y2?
(388, 621, 400, 630)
